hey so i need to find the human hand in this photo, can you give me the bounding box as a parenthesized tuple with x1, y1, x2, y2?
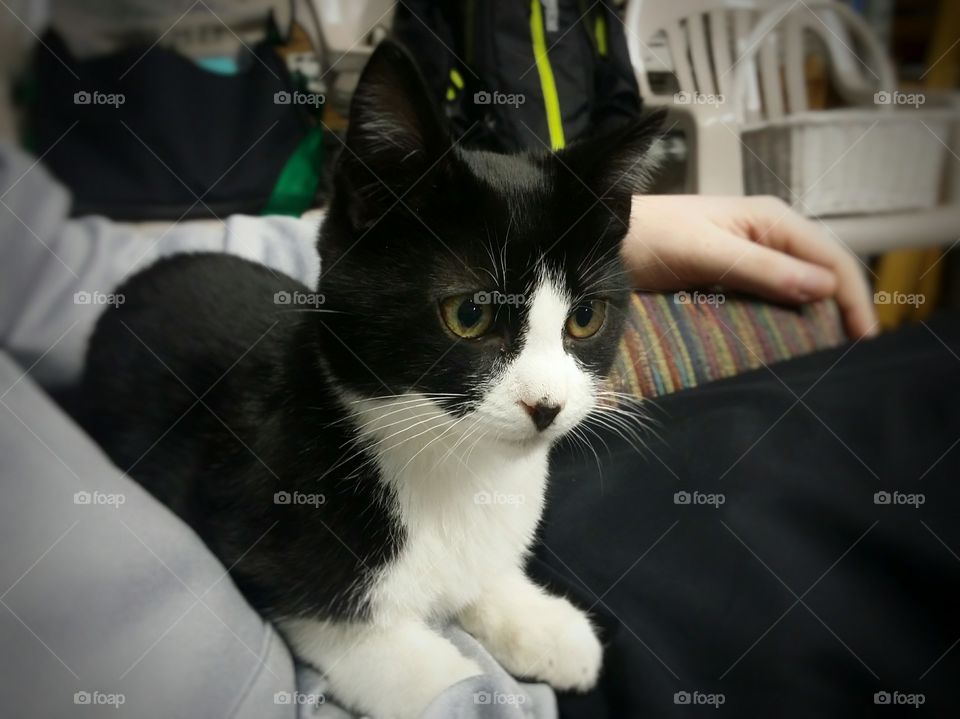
(622, 195, 878, 339)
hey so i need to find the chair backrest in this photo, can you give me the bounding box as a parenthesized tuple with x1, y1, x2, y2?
(625, 0, 894, 124)
(626, 0, 785, 114)
(297, 0, 395, 75)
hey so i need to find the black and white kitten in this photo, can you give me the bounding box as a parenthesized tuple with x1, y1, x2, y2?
(81, 41, 660, 719)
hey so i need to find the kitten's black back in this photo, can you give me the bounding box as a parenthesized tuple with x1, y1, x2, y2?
(82, 254, 402, 619)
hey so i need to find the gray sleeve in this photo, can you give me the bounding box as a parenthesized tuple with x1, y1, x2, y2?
(0, 351, 298, 719)
(0, 141, 320, 391)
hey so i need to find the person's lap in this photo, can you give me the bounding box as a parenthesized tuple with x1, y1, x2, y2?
(534, 313, 960, 718)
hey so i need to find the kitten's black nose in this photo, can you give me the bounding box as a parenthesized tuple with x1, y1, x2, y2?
(521, 401, 561, 431)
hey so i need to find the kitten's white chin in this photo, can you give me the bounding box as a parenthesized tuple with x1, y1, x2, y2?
(498, 425, 570, 449)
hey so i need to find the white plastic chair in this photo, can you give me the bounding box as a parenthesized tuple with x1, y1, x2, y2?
(624, 0, 960, 253)
(294, 0, 395, 111)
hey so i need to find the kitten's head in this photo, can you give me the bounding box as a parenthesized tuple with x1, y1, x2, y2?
(317, 41, 660, 446)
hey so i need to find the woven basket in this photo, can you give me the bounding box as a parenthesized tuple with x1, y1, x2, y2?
(741, 108, 955, 217)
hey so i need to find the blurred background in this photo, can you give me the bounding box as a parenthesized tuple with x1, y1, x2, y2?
(1, 0, 958, 330)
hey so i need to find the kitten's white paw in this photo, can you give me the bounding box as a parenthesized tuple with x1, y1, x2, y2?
(460, 580, 603, 692)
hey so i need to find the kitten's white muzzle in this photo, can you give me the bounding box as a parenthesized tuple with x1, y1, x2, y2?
(480, 277, 596, 441)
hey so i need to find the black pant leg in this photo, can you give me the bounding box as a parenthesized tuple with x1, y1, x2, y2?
(532, 314, 960, 718)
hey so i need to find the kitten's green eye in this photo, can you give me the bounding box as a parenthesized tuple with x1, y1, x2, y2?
(440, 295, 494, 339)
(566, 300, 606, 339)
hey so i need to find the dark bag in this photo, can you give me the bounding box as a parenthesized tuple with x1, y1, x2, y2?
(31, 28, 321, 221)
(392, 0, 642, 152)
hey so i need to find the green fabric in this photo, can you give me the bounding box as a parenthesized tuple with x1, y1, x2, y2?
(262, 126, 324, 216)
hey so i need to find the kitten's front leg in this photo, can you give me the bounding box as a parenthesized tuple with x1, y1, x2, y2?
(279, 617, 483, 719)
(458, 573, 603, 691)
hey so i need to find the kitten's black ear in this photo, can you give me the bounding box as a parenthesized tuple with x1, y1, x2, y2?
(557, 110, 666, 225)
(338, 40, 450, 230)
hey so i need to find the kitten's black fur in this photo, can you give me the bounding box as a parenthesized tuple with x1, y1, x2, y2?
(80, 41, 661, 622)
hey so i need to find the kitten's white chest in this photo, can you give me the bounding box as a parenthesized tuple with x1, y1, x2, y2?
(368, 434, 550, 623)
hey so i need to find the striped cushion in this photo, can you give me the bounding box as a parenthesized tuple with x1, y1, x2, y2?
(608, 293, 846, 398)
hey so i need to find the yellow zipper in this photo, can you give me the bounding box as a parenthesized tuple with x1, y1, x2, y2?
(530, 0, 565, 150)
